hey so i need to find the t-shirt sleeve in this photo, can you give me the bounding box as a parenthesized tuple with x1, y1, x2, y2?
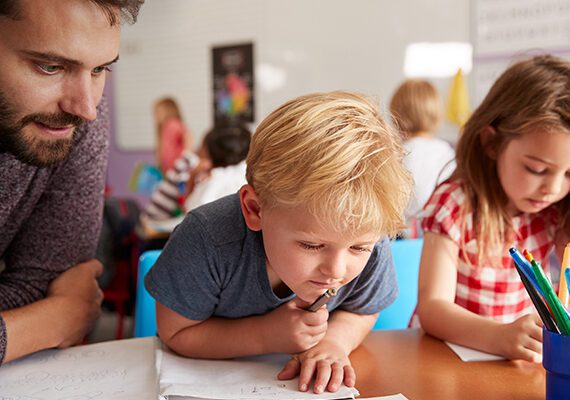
(145, 212, 223, 321)
(337, 237, 398, 315)
(421, 182, 464, 244)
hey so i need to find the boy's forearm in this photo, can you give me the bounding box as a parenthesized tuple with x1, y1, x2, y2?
(418, 299, 501, 353)
(163, 315, 269, 359)
(321, 310, 377, 355)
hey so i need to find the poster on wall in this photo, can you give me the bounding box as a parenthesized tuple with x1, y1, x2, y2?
(212, 43, 254, 125)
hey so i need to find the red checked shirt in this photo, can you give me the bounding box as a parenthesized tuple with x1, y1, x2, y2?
(421, 180, 559, 322)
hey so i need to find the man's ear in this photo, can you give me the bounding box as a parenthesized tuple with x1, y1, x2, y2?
(480, 125, 498, 160)
(239, 184, 262, 231)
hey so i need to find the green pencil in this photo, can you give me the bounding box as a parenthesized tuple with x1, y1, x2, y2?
(523, 249, 570, 335)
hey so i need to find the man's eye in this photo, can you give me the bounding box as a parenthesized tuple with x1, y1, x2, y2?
(38, 64, 61, 74)
(93, 66, 112, 75)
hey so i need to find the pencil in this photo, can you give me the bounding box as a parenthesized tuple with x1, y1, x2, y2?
(523, 249, 570, 335)
(307, 288, 337, 312)
(513, 259, 560, 333)
(558, 244, 570, 308)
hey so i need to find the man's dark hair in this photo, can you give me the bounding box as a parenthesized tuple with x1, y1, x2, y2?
(0, 0, 145, 25)
(204, 123, 252, 168)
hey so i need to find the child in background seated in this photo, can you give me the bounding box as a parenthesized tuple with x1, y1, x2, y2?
(142, 124, 251, 221)
(185, 124, 251, 211)
(145, 92, 412, 393)
(389, 79, 455, 235)
(417, 55, 570, 362)
(154, 97, 193, 173)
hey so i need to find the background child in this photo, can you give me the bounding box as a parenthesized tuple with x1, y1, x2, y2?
(389, 79, 455, 235)
(154, 97, 193, 173)
(145, 91, 412, 393)
(142, 123, 251, 222)
(417, 55, 570, 362)
(185, 123, 251, 211)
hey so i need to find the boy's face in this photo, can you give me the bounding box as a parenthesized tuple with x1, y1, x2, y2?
(257, 204, 380, 304)
(0, 0, 120, 166)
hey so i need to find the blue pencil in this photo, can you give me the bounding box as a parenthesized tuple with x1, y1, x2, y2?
(513, 260, 560, 333)
(509, 247, 545, 297)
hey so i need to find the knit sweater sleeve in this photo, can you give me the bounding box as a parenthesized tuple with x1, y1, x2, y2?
(0, 101, 109, 364)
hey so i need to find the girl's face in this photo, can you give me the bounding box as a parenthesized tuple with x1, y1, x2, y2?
(497, 129, 570, 216)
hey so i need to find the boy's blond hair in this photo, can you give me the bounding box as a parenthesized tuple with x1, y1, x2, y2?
(389, 79, 442, 137)
(246, 91, 412, 237)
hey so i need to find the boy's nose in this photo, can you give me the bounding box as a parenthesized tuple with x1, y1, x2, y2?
(319, 255, 347, 281)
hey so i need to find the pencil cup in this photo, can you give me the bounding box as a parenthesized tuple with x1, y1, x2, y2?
(543, 327, 570, 400)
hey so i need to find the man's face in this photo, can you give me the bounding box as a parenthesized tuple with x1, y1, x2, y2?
(0, 0, 120, 167)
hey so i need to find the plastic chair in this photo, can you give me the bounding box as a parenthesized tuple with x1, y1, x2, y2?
(373, 239, 423, 330)
(134, 250, 161, 337)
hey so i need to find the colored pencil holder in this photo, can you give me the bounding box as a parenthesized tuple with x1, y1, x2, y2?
(543, 327, 570, 400)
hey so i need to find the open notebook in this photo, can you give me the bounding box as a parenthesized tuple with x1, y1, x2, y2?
(0, 338, 407, 400)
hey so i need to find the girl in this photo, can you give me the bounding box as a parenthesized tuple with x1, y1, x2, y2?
(154, 97, 193, 173)
(389, 79, 455, 236)
(417, 55, 570, 362)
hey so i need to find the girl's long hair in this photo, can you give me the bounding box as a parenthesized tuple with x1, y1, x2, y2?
(453, 55, 570, 263)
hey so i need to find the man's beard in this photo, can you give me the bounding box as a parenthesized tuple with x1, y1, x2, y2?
(0, 92, 85, 167)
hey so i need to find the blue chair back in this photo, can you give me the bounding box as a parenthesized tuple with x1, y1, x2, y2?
(134, 250, 161, 338)
(373, 239, 423, 330)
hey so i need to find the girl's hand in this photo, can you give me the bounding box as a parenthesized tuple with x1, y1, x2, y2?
(497, 313, 543, 362)
(277, 339, 355, 394)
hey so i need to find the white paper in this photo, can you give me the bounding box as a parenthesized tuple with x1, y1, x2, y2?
(445, 341, 505, 362)
(149, 216, 185, 233)
(359, 395, 409, 400)
(159, 348, 359, 400)
(0, 337, 158, 400)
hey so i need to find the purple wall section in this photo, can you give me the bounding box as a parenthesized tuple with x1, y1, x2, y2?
(104, 79, 154, 206)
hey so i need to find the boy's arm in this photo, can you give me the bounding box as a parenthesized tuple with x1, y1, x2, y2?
(156, 297, 328, 359)
(417, 232, 542, 362)
(277, 310, 377, 394)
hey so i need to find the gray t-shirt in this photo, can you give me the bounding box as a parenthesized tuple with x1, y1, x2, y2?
(146, 193, 398, 321)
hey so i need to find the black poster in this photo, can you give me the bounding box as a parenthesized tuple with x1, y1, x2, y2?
(212, 43, 254, 124)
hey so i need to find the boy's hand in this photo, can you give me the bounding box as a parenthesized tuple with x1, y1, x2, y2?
(260, 297, 328, 354)
(277, 339, 354, 393)
(497, 313, 543, 363)
(47, 260, 104, 348)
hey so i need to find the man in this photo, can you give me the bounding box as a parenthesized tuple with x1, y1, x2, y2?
(0, 0, 144, 364)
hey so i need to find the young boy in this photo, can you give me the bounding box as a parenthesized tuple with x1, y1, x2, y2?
(145, 91, 412, 393)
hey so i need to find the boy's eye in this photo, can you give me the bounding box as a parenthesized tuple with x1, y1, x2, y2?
(299, 242, 322, 251)
(38, 64, 62, 74)
(350, 246, 372, 253)
(525, 165, 547, 175)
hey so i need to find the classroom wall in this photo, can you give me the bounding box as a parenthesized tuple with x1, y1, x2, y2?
(107, 0, 471, 200)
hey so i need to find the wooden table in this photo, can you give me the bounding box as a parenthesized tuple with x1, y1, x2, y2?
(350, 329, 545, 400)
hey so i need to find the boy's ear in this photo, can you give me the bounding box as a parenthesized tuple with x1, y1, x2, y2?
(239, 184, 262, 231)
(480, 125, 498, 159)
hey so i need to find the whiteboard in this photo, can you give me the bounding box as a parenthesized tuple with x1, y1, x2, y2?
(114, 0, 470, 150)
(472, 0, 570, 105)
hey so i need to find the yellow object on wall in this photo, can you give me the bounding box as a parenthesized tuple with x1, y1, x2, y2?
(446, 68, 470, 127)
